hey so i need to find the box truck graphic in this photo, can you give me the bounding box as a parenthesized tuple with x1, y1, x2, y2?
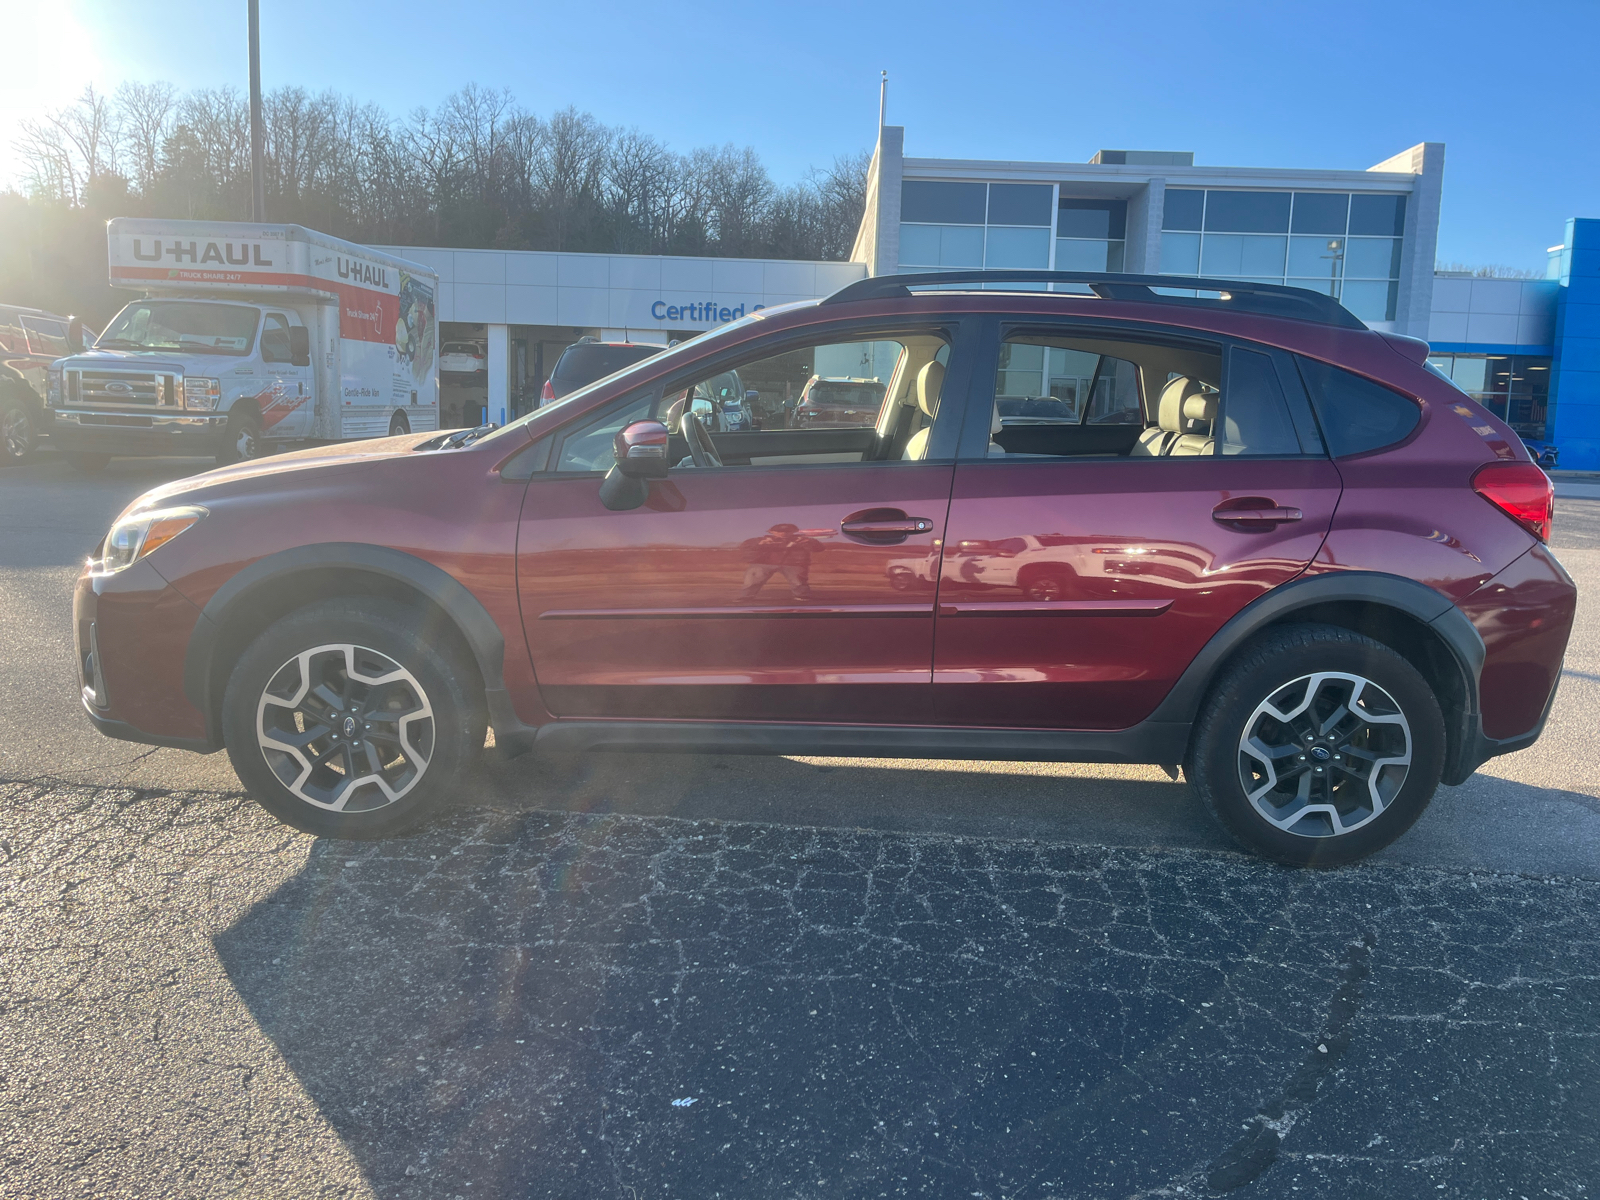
(46, 219, 441, 467)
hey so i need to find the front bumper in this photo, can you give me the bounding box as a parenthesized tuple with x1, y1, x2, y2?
(74, 558, 219, 751)
(52, 408, 226, 455)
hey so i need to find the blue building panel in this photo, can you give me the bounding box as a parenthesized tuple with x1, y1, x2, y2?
(1549, 220, 1600, 469)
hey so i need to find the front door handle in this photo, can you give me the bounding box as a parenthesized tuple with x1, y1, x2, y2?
(1213, 498, 1303, 526)
(840, 508, 936, 544)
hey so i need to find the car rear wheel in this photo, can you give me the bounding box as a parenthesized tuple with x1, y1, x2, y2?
(0, 398, 36, 465)
(222, 598, 487, 839)
(1185, 623, 1445, 866)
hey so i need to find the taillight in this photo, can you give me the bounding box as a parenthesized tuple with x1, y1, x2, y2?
(541, 379, 555, 403)
(1472, 461, 1553, 542)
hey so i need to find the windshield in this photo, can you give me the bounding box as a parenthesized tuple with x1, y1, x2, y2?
(98, 302, 259, 357)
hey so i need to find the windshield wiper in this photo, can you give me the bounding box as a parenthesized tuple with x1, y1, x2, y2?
(93, 338, 143, 348)
(415, 423, 498, 451)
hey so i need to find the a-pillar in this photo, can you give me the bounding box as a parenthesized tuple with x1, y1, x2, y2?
(486, 324, 509, 426)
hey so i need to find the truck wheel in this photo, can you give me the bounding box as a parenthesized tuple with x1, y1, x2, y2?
(65, 451, 111, 473)
(217, 406, 263, 465)
(0, 398, 37, 465)
(389, 412, 410, 436)
(1185, 623, 1445, 867)
(221, 598, 487, 840)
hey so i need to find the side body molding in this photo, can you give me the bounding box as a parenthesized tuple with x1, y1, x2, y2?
(182, 543, 526, 744)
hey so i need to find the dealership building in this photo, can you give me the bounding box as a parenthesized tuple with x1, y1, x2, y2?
(385, 124, 1600, 468)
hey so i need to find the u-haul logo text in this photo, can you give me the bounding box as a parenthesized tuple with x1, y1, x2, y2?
(337, 257, 389, 289)
(131, 240, 272, 266)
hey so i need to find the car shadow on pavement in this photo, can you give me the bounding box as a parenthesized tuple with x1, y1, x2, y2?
(212, 773, 1600, 1200)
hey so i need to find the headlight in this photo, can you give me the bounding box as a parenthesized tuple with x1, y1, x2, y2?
(48, 367, 61, 405)
(183, 377, 221, 410)
(100, 505, 207, 572)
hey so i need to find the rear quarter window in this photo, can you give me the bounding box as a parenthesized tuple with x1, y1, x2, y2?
(1296, 356, 1421, 457)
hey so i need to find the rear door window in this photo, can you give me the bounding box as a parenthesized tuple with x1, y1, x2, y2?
(20, 316, 69, 357)
(1220, 347, 1303, 456)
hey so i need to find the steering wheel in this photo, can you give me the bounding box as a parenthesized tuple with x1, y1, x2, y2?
(682, 411, 723, 468)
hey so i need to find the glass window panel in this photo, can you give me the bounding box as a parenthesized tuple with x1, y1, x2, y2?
(1163, 188, 1204, 231)
(900, 180, 987, 225)
(1291, 192, 1350, 235)
(1203, 190, 1291, 233)
(1425, 355, 1455, 378)
(1455, 356, 1490, 393)
(1349, 193, 1407, 236)
(984, 226, 1050, 269)
(940, 225, 986, 267)
(1159, 231, 1201, 274)
(1287, 277, 1340, 297)
(1057, 199, 1127, 239)
(1200, 234, 1287, 278)
(1222, 347, 1303, 456)
(1340, 280, 1398, 322)
(898, 223, 941, 265)
(988, 183, 1053, 226)
(1288, 236, 1345, 279)
(1055, 238, 1116, 272)
(1344, 237, 1402, 279)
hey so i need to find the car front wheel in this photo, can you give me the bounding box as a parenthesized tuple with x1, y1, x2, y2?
(222, 598, 487, 839)
(1185, 623, 1445, 866)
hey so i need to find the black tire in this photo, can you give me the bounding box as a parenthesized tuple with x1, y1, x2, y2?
(389, 411, 410, 437)
(65, 451, 111, 473)
(216, 405, 263, 465)
(221, 598, 487, 839)
(1185, 623, 1445, 867)
(0, 396, 37, 465)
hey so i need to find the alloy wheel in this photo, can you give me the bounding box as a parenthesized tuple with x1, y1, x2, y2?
(2, 406, 33, 459)
(255, 643, 435, 812)
(1236, 671, 1412, 838)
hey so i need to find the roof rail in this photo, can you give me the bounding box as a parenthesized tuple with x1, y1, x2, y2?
(820, 270, 1368, 330)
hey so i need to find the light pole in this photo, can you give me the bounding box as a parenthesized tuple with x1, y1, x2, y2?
(248, 0, 265, 221)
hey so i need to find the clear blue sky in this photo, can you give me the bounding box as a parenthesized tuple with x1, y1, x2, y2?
(6, 0, 1594, 270)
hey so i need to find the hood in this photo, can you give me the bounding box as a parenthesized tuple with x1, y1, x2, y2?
(125, 431, 449, 513)
(58, 347, 253, 376)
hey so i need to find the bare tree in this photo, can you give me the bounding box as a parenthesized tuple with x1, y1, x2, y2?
(116, 81, 178, 197)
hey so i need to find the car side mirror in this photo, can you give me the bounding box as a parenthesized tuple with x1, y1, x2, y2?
(745, 390, 759, 403)
(289, 326, 311, 367)
(599, 418, 670, 511)
(67, 317, 85, 353)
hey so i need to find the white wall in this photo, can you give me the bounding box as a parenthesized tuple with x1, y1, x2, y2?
(1428, 276, 1557, 348)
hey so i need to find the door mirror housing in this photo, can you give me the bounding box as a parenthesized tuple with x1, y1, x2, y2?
(289, 325, 311, 366)
(67, 317, 85, 354)
(599, 418, 671, 511)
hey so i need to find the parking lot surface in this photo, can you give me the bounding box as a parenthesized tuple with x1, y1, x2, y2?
(4, 452, 1600, 1198)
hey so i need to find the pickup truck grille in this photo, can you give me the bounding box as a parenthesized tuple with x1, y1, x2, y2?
(68, 370, 179, 407)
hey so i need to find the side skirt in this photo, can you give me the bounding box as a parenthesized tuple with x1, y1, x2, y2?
(527, 718, 1191, 765)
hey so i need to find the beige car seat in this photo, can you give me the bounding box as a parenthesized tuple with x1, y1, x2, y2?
(1130, 376, 1204, 456)
(1167, 389, 1218, 456)
(902, 361, 944, 460)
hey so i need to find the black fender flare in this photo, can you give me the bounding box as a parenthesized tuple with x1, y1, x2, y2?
(182, 542, 516, 740)
(1147, 569, 1485, 729)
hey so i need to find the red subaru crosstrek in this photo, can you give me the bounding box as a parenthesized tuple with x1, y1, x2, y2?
(74, 271, 1575, 865)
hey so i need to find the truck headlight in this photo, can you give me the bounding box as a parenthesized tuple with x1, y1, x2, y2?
(183, 377, 221, 410)
(100, 505, 207, 572)
(48, 367, 61, 405)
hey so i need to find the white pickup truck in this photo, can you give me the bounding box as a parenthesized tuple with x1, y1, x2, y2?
(48, 219, 439, 470)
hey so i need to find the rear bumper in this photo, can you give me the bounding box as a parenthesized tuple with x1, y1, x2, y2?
(53, 409, 225, 455)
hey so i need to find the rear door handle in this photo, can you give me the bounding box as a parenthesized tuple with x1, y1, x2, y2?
(1212, 500, 1303, 526)
(841, 517, 934, 534)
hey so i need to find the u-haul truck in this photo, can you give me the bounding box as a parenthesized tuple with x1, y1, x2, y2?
(47, 219, 439, 468)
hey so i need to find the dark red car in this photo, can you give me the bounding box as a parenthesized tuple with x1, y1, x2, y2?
(75, 270, 1575, 865)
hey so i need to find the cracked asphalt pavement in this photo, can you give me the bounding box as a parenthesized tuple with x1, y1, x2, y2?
(4, 454, 1600, 1198)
